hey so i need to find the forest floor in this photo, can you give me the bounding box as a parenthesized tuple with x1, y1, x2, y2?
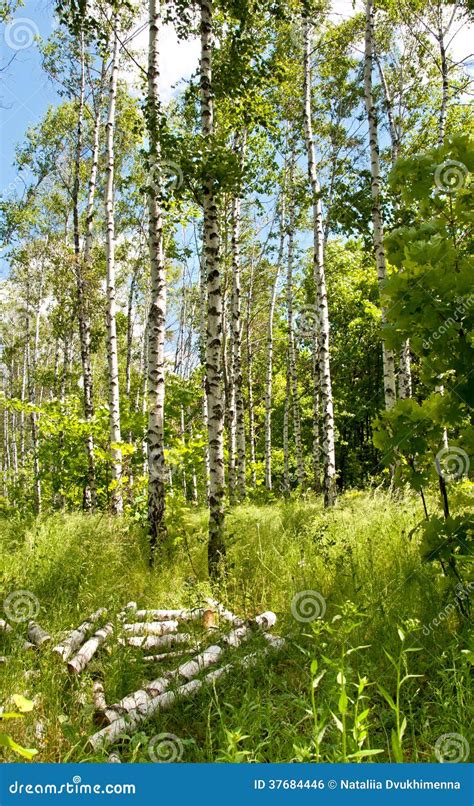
(1, 489, 472, 763)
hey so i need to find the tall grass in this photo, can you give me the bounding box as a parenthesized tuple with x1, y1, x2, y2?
(1, 490, 471, 763)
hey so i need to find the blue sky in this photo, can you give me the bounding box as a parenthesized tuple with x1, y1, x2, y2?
(1, 0, 60, 193)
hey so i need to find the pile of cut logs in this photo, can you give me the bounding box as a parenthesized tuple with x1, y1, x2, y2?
(1, 599, 283, 759)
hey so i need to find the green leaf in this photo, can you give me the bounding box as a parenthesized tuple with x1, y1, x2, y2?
(377, 684, 396, 711)
(338, 689, 348, 715)
(391, 729, 404, 762)
(12, 695, 34, 714)
(312, 671, 326, 690)
(400, 717, 407, 741)
(347, 749, 384, 759)
(0, 733, 38, 760)
(355, 708, 370, 725)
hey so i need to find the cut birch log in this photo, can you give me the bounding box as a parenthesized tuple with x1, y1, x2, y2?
(134, 609, 204, 621)
(0, 656, 7, 665)
(67, 623, 114, 674)
(0, 619, 12, 633)
(28, 621, 51, 647)
(221, 612, 276, 647)
(88, 639, 284, 750)
(22, 641, 36, 651)
(102, 644, 223, 724)
(117, 602, 137, 621)
(204, 598, 244, 626)
(142, 649, 190, 663)
(52, 608, 107, 661)
(119, 632, 192, 651)
(122, 620, 179, 636)
(92, 679, 107, 717)
(103, 612, 277, 725)
(202, 608, 217, 630)
(107, 753, 122, 763)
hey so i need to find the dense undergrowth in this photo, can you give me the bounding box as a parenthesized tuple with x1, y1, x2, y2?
(1, 489, 472, 763)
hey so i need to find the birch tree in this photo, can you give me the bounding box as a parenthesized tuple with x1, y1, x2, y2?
(230, 131, 247, 501)
(146, 0, 167, 554)
(363, 0, 397, 411)
(264, 194, 285, 492)
(104, 16, 123, 514)
(303, 17, 337, 506)
(72, 32, 96, 509)
(286, 181, 305, 488)
(200, 0, 226, 575)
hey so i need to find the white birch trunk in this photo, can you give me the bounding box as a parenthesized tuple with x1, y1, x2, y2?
(27, 621, 51, 647)
(201, 0, 226, 575)
(142, 649, 189, 662)
(363, 0, 397, 412)
(134, 608, 205, 621)
(374, 50, 412, 400)
(246, 257, 257, 488)
(104, 18, 123, 514)
(0, 619, 12, 633)
(146, 0, 167, 552)
(231, 131, 247, 501)
(438, 23, 449, 146)
(103, 612, 275, 724)
(264, 195, 285, 491)
(312, 332, 322, 492)
(303, 20, 337, 506)
(92, 679, 107, 722)
(25, 281, 41, 513)
(68, 622, 114, 675)
(286, 192, 305, 488)
(73, 33, 96, 509)
(88, 639, 283, 750)
(199, 245, 211, 503)
(52, 608, 107, 661)
(120, 632, 192, 651)
(122, 620, 179, 636)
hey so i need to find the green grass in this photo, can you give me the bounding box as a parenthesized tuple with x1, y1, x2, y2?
(1, 489, 472, 763)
